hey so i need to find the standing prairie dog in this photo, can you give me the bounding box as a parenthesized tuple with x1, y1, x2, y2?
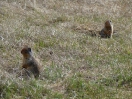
(21, 46, 41, 78)
(99, 20, 113, 38)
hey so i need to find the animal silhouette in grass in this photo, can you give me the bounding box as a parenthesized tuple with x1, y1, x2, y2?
(21, 46, 41, 78)
(99, 20, 113, 38)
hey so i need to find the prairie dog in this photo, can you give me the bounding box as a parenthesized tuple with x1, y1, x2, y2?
(21, 46, 40, 78)
(99, 20, 113, 38)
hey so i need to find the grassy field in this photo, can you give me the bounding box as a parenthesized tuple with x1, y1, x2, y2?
(0, 0, 132, 98)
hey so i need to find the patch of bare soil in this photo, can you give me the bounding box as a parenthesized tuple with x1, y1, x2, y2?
(72, 24, 118, 38)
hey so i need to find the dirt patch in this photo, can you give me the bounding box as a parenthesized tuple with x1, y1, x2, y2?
(72, 24, 118, 38)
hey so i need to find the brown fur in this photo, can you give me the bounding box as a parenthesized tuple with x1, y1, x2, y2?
(21, 46, 40, 78)
(99, 20, 113, 38)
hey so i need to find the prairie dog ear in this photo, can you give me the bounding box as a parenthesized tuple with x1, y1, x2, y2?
(28, 48, 31, 52)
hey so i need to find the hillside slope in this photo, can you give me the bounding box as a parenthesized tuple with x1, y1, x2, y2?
(0, 0, 132, 98)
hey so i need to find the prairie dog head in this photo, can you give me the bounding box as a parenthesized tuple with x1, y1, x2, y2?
(21, 46, 32, 59)
(105, 20, 113, 31)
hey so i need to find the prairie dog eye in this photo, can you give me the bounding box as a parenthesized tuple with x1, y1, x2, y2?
(28, 48, 31, 52)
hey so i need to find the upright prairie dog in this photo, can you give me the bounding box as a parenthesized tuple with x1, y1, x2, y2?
(21, 46, 41, 78)
(99, 20, 113, 38)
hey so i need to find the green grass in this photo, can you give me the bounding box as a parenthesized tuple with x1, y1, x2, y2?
(0, 79, 63, 99)
(64, 74, 116, 99)
(0, 0, 132, 99)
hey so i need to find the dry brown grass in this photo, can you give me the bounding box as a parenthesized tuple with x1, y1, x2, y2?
(0, 0, 132, 98)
